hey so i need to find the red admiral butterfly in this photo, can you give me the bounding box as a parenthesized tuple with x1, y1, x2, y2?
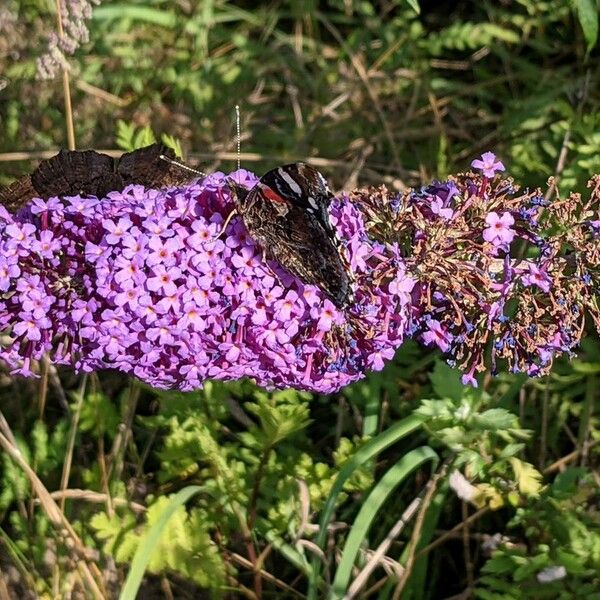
(228, 162, 354, 309)
(0, 143, 195, 212)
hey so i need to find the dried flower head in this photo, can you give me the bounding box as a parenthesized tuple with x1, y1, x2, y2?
(353, 160, 600, 385)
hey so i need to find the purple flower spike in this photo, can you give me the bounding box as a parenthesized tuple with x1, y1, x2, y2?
(0, 172, 414, 393)
(471, 151, 506, 178)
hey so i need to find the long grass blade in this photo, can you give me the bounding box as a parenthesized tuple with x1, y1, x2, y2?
(119, 485, 203, 600)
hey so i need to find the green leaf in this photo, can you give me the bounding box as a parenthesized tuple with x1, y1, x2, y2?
(116, 120, 137, 152)
(245, 396, 311, 446)
(93, 5, 178, 28)
(160, 134, 184, 159)
(556, 549, 587, 574)
(405, 0, 421, 15)
(116, 121, 156, 151)
(571, 359, 600, 374)
(430, 361, 465, 401)
(330, 447, 438, 598)
(133, 126, 156, 150)
(119, 486, 203, 600)
(573, 0, 599, 52)
(473, 408, 518, 430)
(509, 458, 542, 497)
(79, 391, 120, 438)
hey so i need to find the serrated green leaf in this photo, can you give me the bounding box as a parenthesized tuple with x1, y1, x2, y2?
(509, 458, 542, 497)
(160, 134, 183, 159)
(473, 408, 518, 430)
(133, 126, 156, 150)
(405, 0, 420, 14)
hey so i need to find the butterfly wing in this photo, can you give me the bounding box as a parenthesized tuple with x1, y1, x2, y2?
(0, 175, 38, 212)
(31, 149, 120, 199)
(237, 165, 352, 308)
(257, 163, 336, 237)
(117, 143, 198, 189)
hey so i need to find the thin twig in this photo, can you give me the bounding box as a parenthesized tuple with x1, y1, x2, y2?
(98, 436, 114, 517)
(47, 363, 69, 412)
(108, 379, 140, 481)
(247, 445, 273, 598)
(577, 375, 596, 468)
(392, 462, 449, 599)
(54, 0, 76, 150)
(228, 552, 304, 598)
(36, 489, 145, 513)
(461, 502, 474, 593)
(345, 462, 449, 600)
(543, 438, 600, 475)
(37, 356, 50, 418)
(343, 497, 418, 599)
(416, 507, 490, 558)
(75, 79, 130, 107)
(538, 379, 549, 468)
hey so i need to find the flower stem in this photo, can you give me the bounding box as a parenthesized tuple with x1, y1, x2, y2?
(54, 0, 76, 150)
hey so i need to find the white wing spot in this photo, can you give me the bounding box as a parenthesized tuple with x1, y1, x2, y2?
(307, 196, 319, 210)
(317, 171, 330, 193)
(278, 169, 303, 195)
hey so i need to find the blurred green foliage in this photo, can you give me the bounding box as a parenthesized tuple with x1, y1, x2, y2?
(0, 0, 599, 598)
(1, 0, 600, 192)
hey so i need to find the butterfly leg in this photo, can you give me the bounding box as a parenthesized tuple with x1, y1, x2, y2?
(260, 248, 286, 288)
(215, 207, 239, 240)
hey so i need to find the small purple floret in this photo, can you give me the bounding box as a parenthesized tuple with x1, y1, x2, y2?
(421, 319, 452, 353)
(471, 152, 506, 178)
(520, 264, 552, 293)
(483, 211, 516, 251)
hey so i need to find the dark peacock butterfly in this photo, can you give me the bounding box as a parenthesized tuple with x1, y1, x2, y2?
(0, 143, 196, 212)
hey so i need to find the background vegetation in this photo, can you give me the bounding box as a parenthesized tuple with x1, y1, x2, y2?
(0, 0, 599, 598)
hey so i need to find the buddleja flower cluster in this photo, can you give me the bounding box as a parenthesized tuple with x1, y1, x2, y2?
(356, 152, 600, 385)
(0, 172, 413, 392)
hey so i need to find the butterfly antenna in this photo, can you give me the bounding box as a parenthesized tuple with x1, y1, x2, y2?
(159, 154, 207, 178)
(235, 104, 241, 171)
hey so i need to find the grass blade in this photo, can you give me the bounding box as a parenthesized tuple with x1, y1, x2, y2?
(93, 5, 177, 28)
(119, 485, 203, 600)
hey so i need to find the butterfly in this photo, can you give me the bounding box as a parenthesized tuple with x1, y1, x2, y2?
(228, 162, 354, 309)
(0, 143, 196, 212)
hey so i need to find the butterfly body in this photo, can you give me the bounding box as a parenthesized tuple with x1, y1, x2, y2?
(230, 163, 353, 309)
(0, 144, 196, 212)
